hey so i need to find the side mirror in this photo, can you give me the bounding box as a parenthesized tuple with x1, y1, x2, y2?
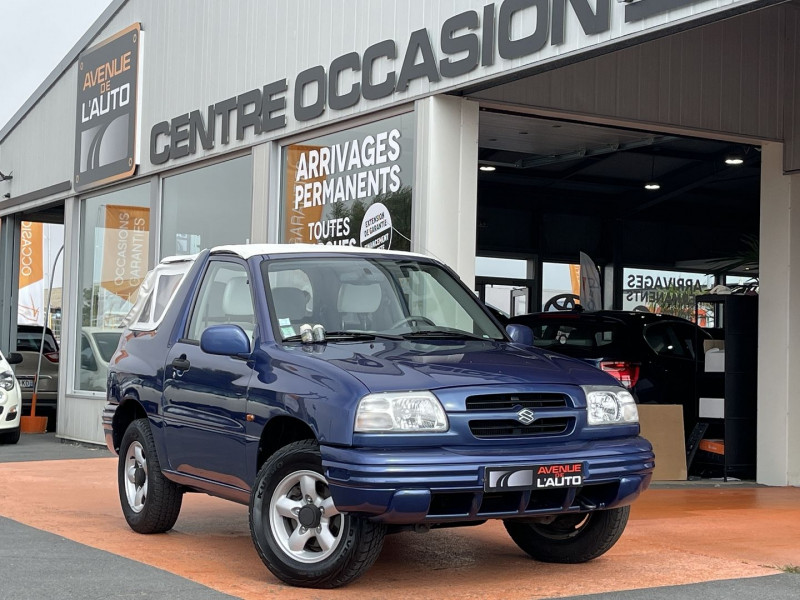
(6, 352, 23, 365)
(201, 324, 251, 357)
(506, 324, 534, 346)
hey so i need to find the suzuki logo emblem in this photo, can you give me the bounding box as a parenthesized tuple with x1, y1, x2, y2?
(517, 408, 536, 425)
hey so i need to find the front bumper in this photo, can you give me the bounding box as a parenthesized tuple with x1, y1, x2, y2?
(322, 437, 654, 524)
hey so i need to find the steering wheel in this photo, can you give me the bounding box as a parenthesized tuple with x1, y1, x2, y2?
(543, 293, 580, 312)
(391, 315, 436, 329)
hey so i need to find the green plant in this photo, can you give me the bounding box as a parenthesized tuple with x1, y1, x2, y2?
(707, 233, 759, 276)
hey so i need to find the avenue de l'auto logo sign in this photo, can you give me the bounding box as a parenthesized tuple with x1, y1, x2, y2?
(74, 23, 142, 192)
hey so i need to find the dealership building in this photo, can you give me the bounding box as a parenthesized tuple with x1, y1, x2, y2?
(0, 0, 799, 485)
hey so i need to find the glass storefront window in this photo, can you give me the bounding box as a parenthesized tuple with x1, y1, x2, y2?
(475, 257, 528, 279)
(280, 113, 414, 250)
(542, 262, 581, 311)
(160, 155, 253, 257)
(623, 267, 714, 322)
(78, 184, 150, 391)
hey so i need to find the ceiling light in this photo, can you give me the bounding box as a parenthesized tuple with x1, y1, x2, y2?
(479, 165, 496, 172)
(644, 154, 659, 190)
(725, 157, 744, 165)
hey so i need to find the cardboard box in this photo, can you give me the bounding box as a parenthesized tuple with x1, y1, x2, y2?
(699, 397, 725, 419)
(705, 348, 725, 372)
(703, 339, 725, 353)
(637, 404, 687, 481)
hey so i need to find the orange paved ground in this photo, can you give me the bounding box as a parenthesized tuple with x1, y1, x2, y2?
(1, 457, 798, 599)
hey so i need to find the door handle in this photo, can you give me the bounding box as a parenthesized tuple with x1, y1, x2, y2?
(171, 356, 191, 374)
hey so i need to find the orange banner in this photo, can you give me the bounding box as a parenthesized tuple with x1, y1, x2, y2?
(100, 204, 150, 300)
(19, 221, 43, 288)
(569, 264, 581, 297)
(283, 144, 324, 243)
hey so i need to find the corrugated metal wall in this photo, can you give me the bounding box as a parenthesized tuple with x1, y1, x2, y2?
(0, 0, 781, 200)
(470, 4, 800, 172)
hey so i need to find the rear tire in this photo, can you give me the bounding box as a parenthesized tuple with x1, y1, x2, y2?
(249, 440, 386, 588)
(504, 506, 630, 563)
(118, 418, 183, 533)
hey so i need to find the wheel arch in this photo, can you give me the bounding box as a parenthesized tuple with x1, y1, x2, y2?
(112, 395, 147, 453)
(256, 415, 316, 471)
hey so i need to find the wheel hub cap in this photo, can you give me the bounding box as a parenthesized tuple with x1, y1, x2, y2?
(298, 505, 322, 528)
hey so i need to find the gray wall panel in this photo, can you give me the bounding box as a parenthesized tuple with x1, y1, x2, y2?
(471, 6, 785, 143)
(0, 0, 783, 201)
(785, 5, 800, 172)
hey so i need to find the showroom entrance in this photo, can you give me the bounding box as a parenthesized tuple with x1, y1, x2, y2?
(473, 111, 761, 315)
(0, 203, 66, 434)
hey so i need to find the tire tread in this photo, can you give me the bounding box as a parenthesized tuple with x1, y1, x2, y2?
(119, 418, 182, 534)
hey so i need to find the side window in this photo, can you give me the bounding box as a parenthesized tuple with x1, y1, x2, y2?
(187, 262, 255, 342)
(644, 323, 687, 358)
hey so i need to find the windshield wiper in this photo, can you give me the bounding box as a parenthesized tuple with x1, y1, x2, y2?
(401, 329, 489, 341)
(283, 330, 400, 343)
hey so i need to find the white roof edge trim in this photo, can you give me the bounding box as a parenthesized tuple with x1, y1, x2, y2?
(0, 0, 128, 141)
(209, 243, 431, 261)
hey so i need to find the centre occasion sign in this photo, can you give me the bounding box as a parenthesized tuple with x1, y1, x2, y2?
(282, 114, 413, 251)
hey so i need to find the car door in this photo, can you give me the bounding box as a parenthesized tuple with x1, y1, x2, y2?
(162, 258, 257, 490)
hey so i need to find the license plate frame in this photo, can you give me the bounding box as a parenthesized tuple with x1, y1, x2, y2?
(484, 463, 584, 491)
(17, 377, 34, 389)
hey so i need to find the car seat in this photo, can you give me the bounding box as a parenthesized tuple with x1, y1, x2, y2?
(338, 283, 382, 330)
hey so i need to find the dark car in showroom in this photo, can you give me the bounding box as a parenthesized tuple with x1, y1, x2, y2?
(508, 310, 712, 435)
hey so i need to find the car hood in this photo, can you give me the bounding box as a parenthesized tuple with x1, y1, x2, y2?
(279, 338, 616, 393)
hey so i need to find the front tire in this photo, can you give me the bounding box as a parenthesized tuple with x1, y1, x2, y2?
(504, 506, 630, 563)
(249, 440, 386, 588)
(0, 426, 20, 445)
(118, 418, 183, 533)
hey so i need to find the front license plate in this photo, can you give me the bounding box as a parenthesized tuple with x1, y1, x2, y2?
(17, 378, 34, 389)
(485, 463, 584, 491)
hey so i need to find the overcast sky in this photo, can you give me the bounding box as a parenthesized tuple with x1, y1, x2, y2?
(0, 0, 112, 129)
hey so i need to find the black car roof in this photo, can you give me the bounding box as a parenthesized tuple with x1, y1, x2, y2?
(17, 324, 56, 334)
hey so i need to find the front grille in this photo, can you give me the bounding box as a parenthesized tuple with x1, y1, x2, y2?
(469, 417, 572, 439)
(465, 393, 570, 411)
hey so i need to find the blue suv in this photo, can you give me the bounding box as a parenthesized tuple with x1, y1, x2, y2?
(103, 245, 654, 588)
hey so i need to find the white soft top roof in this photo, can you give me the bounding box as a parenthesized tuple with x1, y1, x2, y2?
(209, 243, 430, 261)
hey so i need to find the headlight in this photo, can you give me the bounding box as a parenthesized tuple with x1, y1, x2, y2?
(355, 391, 449, 433)
(0, 369, 14, 392)
(582, 385, 639, 425)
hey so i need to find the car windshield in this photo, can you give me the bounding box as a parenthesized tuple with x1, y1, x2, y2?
(91, 331, 123, 362)
(262, 256, 506, 342)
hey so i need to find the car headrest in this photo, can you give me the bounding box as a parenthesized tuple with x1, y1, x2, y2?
(338, 283, 381, 314)
(271, 287, 309, 321)
(222, 276, 253, 316)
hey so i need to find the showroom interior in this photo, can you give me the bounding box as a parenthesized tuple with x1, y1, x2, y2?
(0, 0, 798, 486)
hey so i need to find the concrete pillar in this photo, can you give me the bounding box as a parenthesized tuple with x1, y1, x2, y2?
(757, 142, 800, 486)
(0, 215, 19, 354)
(412, 96, 479, 289)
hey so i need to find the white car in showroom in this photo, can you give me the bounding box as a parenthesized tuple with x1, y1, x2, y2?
(0, 350, 23, 444)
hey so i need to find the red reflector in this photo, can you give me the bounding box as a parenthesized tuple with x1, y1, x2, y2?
(600, 361, 639, 388)
(44, 352, 59, 363)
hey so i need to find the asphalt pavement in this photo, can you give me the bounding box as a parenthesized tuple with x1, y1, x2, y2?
(1, 432, 798, 600)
